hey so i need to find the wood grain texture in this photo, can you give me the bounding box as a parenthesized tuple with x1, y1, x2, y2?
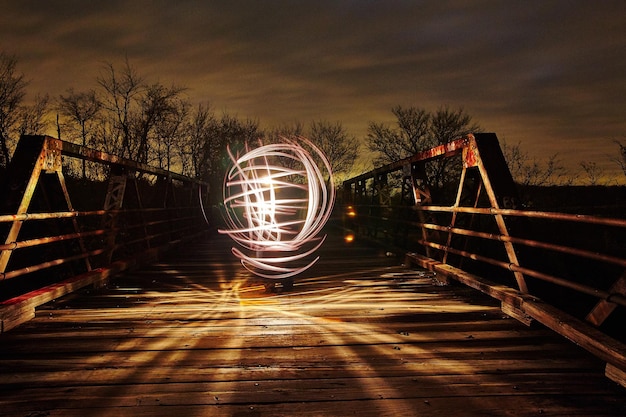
(1, 230, 625, 416)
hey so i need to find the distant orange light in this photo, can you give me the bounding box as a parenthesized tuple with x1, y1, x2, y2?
(346, 206, 356, 218)
(344, 233, 355, 243)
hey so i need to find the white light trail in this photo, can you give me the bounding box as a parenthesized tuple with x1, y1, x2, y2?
(219, 136, 335, 279)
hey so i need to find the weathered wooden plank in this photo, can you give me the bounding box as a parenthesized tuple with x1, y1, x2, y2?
(3, 395, 626, 417)
(1, 342, 601, 377)
(522, 297, 626, 371)
(586, 270, 626, 326)
(607, 363, 626, 387)
(0, 322, 544, 348)
(405, 251, 626, 384)
(1, 231, 625, 417)
(4, 371, 619, 399)
(0, 327, 565, 354)
(2, 373, 623, 411)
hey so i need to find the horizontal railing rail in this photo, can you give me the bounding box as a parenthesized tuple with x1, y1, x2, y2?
(0, 135, 210, 332)
(343, 133, 626, 387)
(355, 205, 626, 306)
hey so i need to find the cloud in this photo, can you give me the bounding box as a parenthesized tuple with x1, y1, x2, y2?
(1, 0, 625, 178)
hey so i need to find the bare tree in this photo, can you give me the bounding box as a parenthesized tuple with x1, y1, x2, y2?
(58, 89, 101, 178)
(201, 112, 260, 204)
(580, 161, 605, 186)
(611, 139, 626, 177)
(17, 93, 50, 136)
(152, 96, 189, 171)
(97, 60, 190, 168)
(135, 82, 186, 164)
(97, 59, 143, 159)
(0, 53, 27, 169)
(502, 140, 570, 186)
(182, 102, 216, 178)
(366, 106, 430, 166)
(309, 119, 359, 180)
(428, 106, 480, 189)
(366, 105, 479, 190)
(266, 121, 305, 143)
(58, 89, 101, 142)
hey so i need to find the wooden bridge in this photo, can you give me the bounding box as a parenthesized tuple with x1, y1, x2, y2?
(1, 134, 625, 416)
(1, 230, 625, 416)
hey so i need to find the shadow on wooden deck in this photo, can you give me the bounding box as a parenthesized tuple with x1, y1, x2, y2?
(1, 229, 625, 416)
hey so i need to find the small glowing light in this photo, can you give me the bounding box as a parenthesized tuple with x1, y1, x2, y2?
(219, 136, 335, 279)
(346, 206, 357, 218)
(344, 234, 355, 243)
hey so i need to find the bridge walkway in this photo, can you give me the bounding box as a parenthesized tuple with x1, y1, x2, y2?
(1, 228, 625, 416)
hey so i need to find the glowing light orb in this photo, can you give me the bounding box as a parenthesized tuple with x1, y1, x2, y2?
(219, 136, 335, 279)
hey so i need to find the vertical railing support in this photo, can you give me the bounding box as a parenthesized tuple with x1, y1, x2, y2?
(102, 167, 128, 263)
(0, 136, 91, 273)
(469, 134, 528, 293)
(0, 136, 49, 274)
(410, 163, 434, 259)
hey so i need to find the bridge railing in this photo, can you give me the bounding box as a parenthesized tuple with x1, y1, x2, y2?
(0, 135, 210, 332)
(343, 133, 626, 387)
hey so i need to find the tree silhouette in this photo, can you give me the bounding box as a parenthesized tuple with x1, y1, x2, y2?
(0, 53, 27, 169)
(309, 119, 359, 180)
(366, 105, 479, 190)
(58, 89, 101, 178)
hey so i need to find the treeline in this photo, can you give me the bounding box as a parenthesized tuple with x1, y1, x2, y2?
(1, 52, 624, 196)
(0, 56, 361, 197)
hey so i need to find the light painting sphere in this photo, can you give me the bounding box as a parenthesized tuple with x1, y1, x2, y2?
(219, 136, 335, 279)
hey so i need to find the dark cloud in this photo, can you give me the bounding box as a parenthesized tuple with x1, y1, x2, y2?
(1, 0, 625, 179)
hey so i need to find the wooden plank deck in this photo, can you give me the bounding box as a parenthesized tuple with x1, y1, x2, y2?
(1, 229, 625, 416)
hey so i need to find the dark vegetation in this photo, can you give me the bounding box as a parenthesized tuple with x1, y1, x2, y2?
(1, 52, 625, 341)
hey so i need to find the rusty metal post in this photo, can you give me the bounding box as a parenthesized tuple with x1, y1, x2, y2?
(456, 164, 484, 271)
(400, 164, 413, 206)
(55, 170, 92, 272)
(102, 167, 128, 263)
(442, 162, 469, 264)
(130, 175, 150, 248)
(0, 136, 50, 275)
(469, 134, 528, 293)
(410, 163, 434, 259)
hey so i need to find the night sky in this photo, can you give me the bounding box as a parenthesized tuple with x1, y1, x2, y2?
(2, 0, 625, 180)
